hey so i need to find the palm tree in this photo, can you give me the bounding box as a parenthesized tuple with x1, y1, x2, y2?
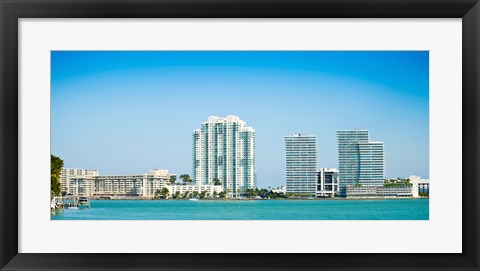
(174, 191, 181, 199)
(161, 187, 169, 199)
(212, 178, 222, 186)
(200, 190, 209, 199)
(169, 175, 177, 185)
(51, 154, 64, 197)
(180, 174, 192, 185)
(154, 189, 161, 199)
(246, 189, 252, 198)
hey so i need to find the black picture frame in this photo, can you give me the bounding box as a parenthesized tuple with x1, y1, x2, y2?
(1, 0, 479, 270)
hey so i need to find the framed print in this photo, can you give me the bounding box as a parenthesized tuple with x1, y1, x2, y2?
(48, 50, 430, 221)
(1, 0, 479, 270)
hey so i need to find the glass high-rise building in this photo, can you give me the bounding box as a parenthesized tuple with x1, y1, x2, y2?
(284, 133, 318, 196)
(336, 129, 385, 195)
(358, 141, 386, 185)
(192, 115, 256, 198)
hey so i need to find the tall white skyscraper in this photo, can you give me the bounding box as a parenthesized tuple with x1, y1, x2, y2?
(336, 129, 385, 195)
(284, 133, 318, 196)
(192, 115, 256, 197)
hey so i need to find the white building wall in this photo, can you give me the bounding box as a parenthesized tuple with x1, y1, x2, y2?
(410, 175, 430, 198)
(69, 176, 96, 196)
(409, 175, 421, 197)
(317, 168, 339, 197)
(345, 185, 412, 198)
(60, 168, 99, 194)
(66, 169, 172, 198)
(165, 184, 223, 198)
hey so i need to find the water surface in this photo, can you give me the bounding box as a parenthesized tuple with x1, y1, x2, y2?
(51, 199, 429, 220)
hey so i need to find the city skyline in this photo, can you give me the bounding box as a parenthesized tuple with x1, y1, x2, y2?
(51, 51, 429, 188)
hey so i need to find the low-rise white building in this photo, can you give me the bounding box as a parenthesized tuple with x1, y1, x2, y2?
(68, 176, 96, 196)
(65, 169, 173, 198)
(410, 175, 430, 197)
(60, 168, 99, 194)
(165, 184, 223, 198)
(64, 169, 228, 199)
(345, 185, 412, 198)
(94, 169, 172, 198)
(270, 186, 286, 194)
(317, 168, 339, 198)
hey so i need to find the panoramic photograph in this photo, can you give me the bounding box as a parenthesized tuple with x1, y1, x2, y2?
(50, 51, 429, 220)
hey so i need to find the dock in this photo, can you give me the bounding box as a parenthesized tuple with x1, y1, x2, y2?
(51, 196, 91, 210)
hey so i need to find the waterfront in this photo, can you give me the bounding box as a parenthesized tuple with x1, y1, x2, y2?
(51, 198, 429, 220)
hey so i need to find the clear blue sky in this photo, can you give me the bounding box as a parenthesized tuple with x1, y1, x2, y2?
(51, 51, 429, 188)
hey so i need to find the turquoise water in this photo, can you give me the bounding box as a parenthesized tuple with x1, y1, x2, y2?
(51, 199, 429, 220)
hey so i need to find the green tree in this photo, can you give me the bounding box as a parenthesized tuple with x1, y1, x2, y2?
(193, 191, 199, 198)
(183, 191, 190, 199)
(213, 191, 218, 198)
(51, 154, 64, 197)
(180, 174, 192, 184)
(218, 191, 226, 198)
(213, 178, 222, 186)
(161, 187, 170, 198)
(200, 190, 208, 199)
(258, 189, 269, 198)
(169, 175, 177, 185)
(173, 191, 181, 199)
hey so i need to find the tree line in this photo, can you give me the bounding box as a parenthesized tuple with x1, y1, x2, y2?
(51, 154, 63, 198)
(168, 174, 222, 186)
(154, 187, 229, 199)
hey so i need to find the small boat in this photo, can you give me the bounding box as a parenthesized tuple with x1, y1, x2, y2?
(78, 196, 90, 208)
(189, 198, 198, 201)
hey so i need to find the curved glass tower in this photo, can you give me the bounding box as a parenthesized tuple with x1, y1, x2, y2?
(336, 129, 385, 196)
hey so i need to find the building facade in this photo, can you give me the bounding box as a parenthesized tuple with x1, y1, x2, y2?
(410, 175, 430, 197)
(60, 168, 99, 194)
(284, 133, 318, 196)
(192, 115, 256, 198)
(345, 185, 412, 198)
(65, 169, 173, 198)
(358, 142, 386, 186)
(165, 184, 224, 198)
(336, 129, 385, 196)
(270, 186, 286, 194)
(317, 168, 339, 197)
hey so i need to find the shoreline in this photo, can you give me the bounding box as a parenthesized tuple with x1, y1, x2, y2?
(88, 197, 429, 201)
